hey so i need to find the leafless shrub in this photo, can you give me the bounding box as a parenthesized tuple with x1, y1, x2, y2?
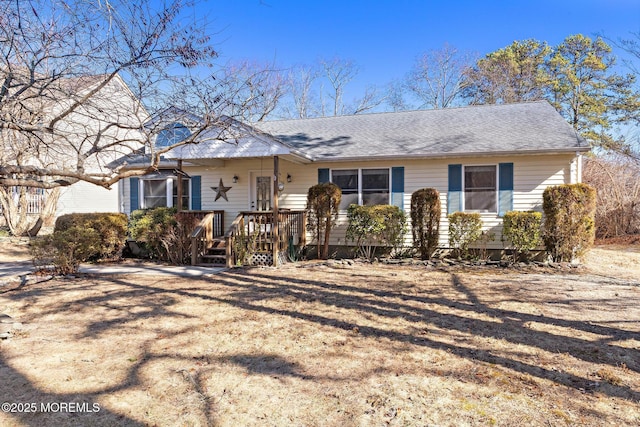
(583, 156, 640, 238)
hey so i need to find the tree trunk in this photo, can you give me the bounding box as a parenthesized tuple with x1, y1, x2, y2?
(322, 216, 331, 259)
(0, 186, 59, 236)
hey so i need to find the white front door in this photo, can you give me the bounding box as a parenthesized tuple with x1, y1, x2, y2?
(250, 173, 272, 211)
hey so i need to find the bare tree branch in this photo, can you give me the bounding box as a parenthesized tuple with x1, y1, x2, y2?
(405, 44, 473, 109)
(0, 0, 262, 235)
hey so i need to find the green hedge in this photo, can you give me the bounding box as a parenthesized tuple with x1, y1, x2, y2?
(55, 212, 128, 260)
(346, 204, 407, 259)
(410, 188, 441, 259)
(502, 211, 542, 261)
(448, 212, 482, 258)
(128, 208, 178, 261)
(542, 183, 596, 262)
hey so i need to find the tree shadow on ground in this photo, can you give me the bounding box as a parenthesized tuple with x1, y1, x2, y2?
(215, 269, 640, 401)
(1, 267, 639, 427)
(0, 351, 146, 427)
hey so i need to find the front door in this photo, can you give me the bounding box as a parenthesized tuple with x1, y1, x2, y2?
(251, 174, 272, 211)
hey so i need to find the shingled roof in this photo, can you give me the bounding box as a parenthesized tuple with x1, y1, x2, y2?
(256, 101, 589, 161)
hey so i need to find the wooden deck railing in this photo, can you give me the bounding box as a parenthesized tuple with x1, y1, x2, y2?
(277, 209, 307, 256)
(225, 210, 306, 267)
(189, 210, 224, 265)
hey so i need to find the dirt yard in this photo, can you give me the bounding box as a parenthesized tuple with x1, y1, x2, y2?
(0, 244, 639, 426)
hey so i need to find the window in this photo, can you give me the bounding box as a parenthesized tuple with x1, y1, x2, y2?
(331, 168, 390, 209)
(173, 178, 190, 209)
(362, 168, 390, 205)
(332, 169, 358, 209)
(143, 179, 168, 208)
(156, 123, 191, 148)
(140, 174, 190, 209)
(464, 165, 496, 212)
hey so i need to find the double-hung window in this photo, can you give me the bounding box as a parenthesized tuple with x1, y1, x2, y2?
(448, 163, 513, 216)
(142, 179, 169, 208)
(464, 165, 497, 212)
(140, 172, 190, 209)
(331, 168, 390, 209)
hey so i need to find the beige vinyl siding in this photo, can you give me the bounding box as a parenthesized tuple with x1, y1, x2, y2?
(122, 152, 577, 250)
(439, 154, 573, 248)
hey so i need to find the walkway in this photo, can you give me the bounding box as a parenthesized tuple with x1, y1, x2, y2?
(0, 260, 224, 284)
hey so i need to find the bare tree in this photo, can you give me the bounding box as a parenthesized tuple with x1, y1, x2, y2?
(278, 58, 385, 118)
(405, 44, 473, 109)
(385, 80, 411, 112)
(316, 57, 384, 116)
(284, 64, 320, 119)
(583, 156, 640, 238)
(320, 57, 358, 116)
(219, 60, 288, 123)
(0, 0, 251, 235)
(351, 85, 385, 115)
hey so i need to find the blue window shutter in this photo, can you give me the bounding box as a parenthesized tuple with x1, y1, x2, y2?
(498, 163, 514, 216)
(130, 177, 139, 212)
(191, 176, 202, 210)
(318, 168, 330, 183)
(448, 164, 462, 214)
(391, 167, 404, 209)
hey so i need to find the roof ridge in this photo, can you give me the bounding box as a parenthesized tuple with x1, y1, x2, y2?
(263, 100, 551, 124)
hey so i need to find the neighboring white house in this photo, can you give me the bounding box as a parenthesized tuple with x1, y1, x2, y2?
(0, 72, 148, 230)
(120, 101, 589, 250)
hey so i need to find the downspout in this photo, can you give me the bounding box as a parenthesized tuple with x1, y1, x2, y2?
(119, 179, 125, 213)
(576, 152, 583, 184)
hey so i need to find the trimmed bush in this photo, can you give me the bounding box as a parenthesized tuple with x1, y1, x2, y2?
(128, 207, 178, 261)
(127, 208, 204, 264)
(448, 212, 483, 258)
(502, 211, 543, 261)
(306, 183, 341, 259)
(543, 183, 596, 262)
(346, 204, 407, 260)
(54, 212, 128, 260)
(30, 226, 101, 274)
(410, 188, 441, 259)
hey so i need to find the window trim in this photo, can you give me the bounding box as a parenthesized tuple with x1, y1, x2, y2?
(462, 164, 498, 213)
(330, 167, 392, 208)
(139, 175, 192, 210)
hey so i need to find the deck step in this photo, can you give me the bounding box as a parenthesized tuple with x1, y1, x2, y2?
(210, 239, 226, 248)
(201, 254, 226, 261)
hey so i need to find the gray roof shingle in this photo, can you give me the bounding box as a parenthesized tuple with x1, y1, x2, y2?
(257, 101, 588, 161)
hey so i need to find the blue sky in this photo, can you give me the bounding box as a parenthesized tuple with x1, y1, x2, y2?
(201, 0, 640, 90)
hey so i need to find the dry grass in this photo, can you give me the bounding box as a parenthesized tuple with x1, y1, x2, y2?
(0, 245, 639, 426)
(0, 238, 31, 262)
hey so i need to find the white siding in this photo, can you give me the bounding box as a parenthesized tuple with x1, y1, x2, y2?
(123, 153, 577, 250)
(57, 181, 120, 216)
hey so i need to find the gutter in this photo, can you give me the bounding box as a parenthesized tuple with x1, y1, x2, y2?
(306, 147, 591, 163)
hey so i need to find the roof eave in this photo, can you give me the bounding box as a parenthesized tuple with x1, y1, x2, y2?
(309, 147, 591, 163)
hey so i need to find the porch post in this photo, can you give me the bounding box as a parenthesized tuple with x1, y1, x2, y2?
(273, 155, 279, 267)
(177, 159, 183, 211)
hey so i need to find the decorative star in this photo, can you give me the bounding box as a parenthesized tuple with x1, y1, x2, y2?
(211, 178, 232, 202)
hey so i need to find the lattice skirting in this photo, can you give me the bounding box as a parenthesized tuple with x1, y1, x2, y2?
(249, 252, 273, 266)
(247, 251, 289, 266)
